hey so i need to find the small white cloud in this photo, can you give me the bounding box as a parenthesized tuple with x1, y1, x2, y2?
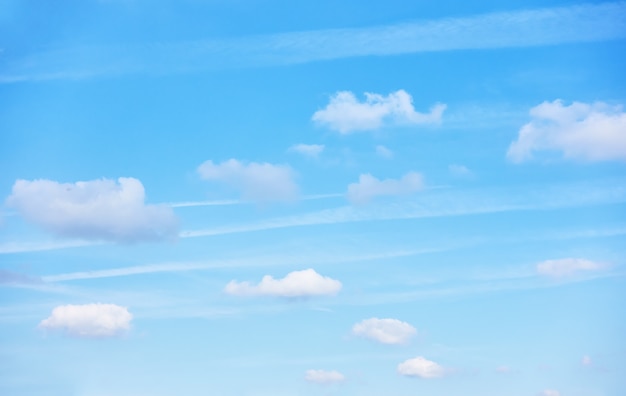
(448, 164, 473, 178)
(582, 355, 592, 366)
(352, 318, 416, 345)
(397, 356, 445, 379)
(540, 390, 561, 396)
(375, 145, 394, 159)
(305, 369, 345, 384)
(224, 269, 341, 298)
(347, 172, 423, 204)
(507, 100, 626, 162)
(5, 178, 178, 243)
(197, 159, 298, 203)
(289, 144, 325, 158)
(495, 365, 511, 373)
(536, 258, 606, 278)
(39, 303, 132, 338)
(312, 90, 446, 133)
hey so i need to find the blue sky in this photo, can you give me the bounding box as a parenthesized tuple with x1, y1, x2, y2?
(1, 1, 625, 395)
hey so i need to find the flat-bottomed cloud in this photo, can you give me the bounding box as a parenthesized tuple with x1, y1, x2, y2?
(312, 90, 446, 133)
(39, 303, 132, 338)
(536, 258, 606, 278)
(197, 159, 298, 203)
(224, 269, 341, 298)
(304, 369, 345, 384)
(347, 172, 424, 204)
(5, 178, 178, 243)
(507, 100, 626, 162)
(397, 356, 446, 378)
(352, 317, 417, 344)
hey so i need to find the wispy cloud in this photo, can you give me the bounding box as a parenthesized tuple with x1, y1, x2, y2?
(3, 2, 625, 82)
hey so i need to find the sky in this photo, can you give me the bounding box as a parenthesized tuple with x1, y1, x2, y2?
(1, 1, 625, 395)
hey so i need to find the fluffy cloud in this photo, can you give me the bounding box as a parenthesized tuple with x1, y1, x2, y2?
(347, 172, 423, 204)
(507, 100, 626, 162)
(352, 318, 417, 344)
(197, 159, 298, 203)
(536, 258, 606, 278)
(375, 145, 394, 159)
(5, 178, 178, 243)
(540, 390, 561, 396)
(312, 90, 446, 133)
(397, 356, 445, 378)
(39, 303, 132, 338)
(582, 355, 592, 366)
(224, 269, 341, 298)
(304, 369, 345, 384)
(289, 144, 325, 158)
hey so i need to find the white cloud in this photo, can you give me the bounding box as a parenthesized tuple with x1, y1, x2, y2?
(397, 356, 445, 378)
(449, 164, 473, 178)
(507, 100, 626, 162)
(197, 159, 298, 203)
(305, 369, 345, 384)
(540, 390, 561, 396)
(536, 258, 606, 278)
(224, 269, 341, 298)
(582, 355, 592, 366)
(375, 145, 394, 159)
(39, 303, 132, 338)
(352, 318, 417, 344)
(347, 172, 423, 204)
(289, 144, 325, 158)
(495, 365, 511, 373)
(5, 178, 178, 243)
(312, 90, 446, 133)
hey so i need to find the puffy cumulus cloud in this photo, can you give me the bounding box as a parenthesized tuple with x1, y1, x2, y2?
(540, 390, 561, 396)
(507, 100, 626, 163)
(289, 144, 325, 158)
(352, 318, 417, 345)
(197, 159, 298, 203)
(39, 303, 132, 338)
(536, 258, 606, 278)
(375, 145, 394, 159)
(6, 178, 178, 243)
(305, 369, 345, 384)
(312, 90, 446, 133)
(224, 269, 341, 298)
(397, 356, 445, 379)
(347, 172, 423, 204)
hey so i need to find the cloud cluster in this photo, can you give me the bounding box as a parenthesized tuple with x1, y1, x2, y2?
(507, 100, 626, 162)
(536, 258, 606, 278)
(5, 178, 178, 243)
(289, 144, 325, 158)
(197, 159, 298, 203)
(224, 269, 342, 298)
(347, 172, 423, 204)
(397, 356, 445, 378)
(39, 303, 132, 338)
(352, 318, 417, 344)
(304, 369, 345, 384)
(312, 90, 446, 133)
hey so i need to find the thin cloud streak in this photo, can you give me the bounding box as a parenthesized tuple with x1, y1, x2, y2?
(2, 2, 625, 82)
(167, 193, 343, 208)
(41, 249, 431, 282)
